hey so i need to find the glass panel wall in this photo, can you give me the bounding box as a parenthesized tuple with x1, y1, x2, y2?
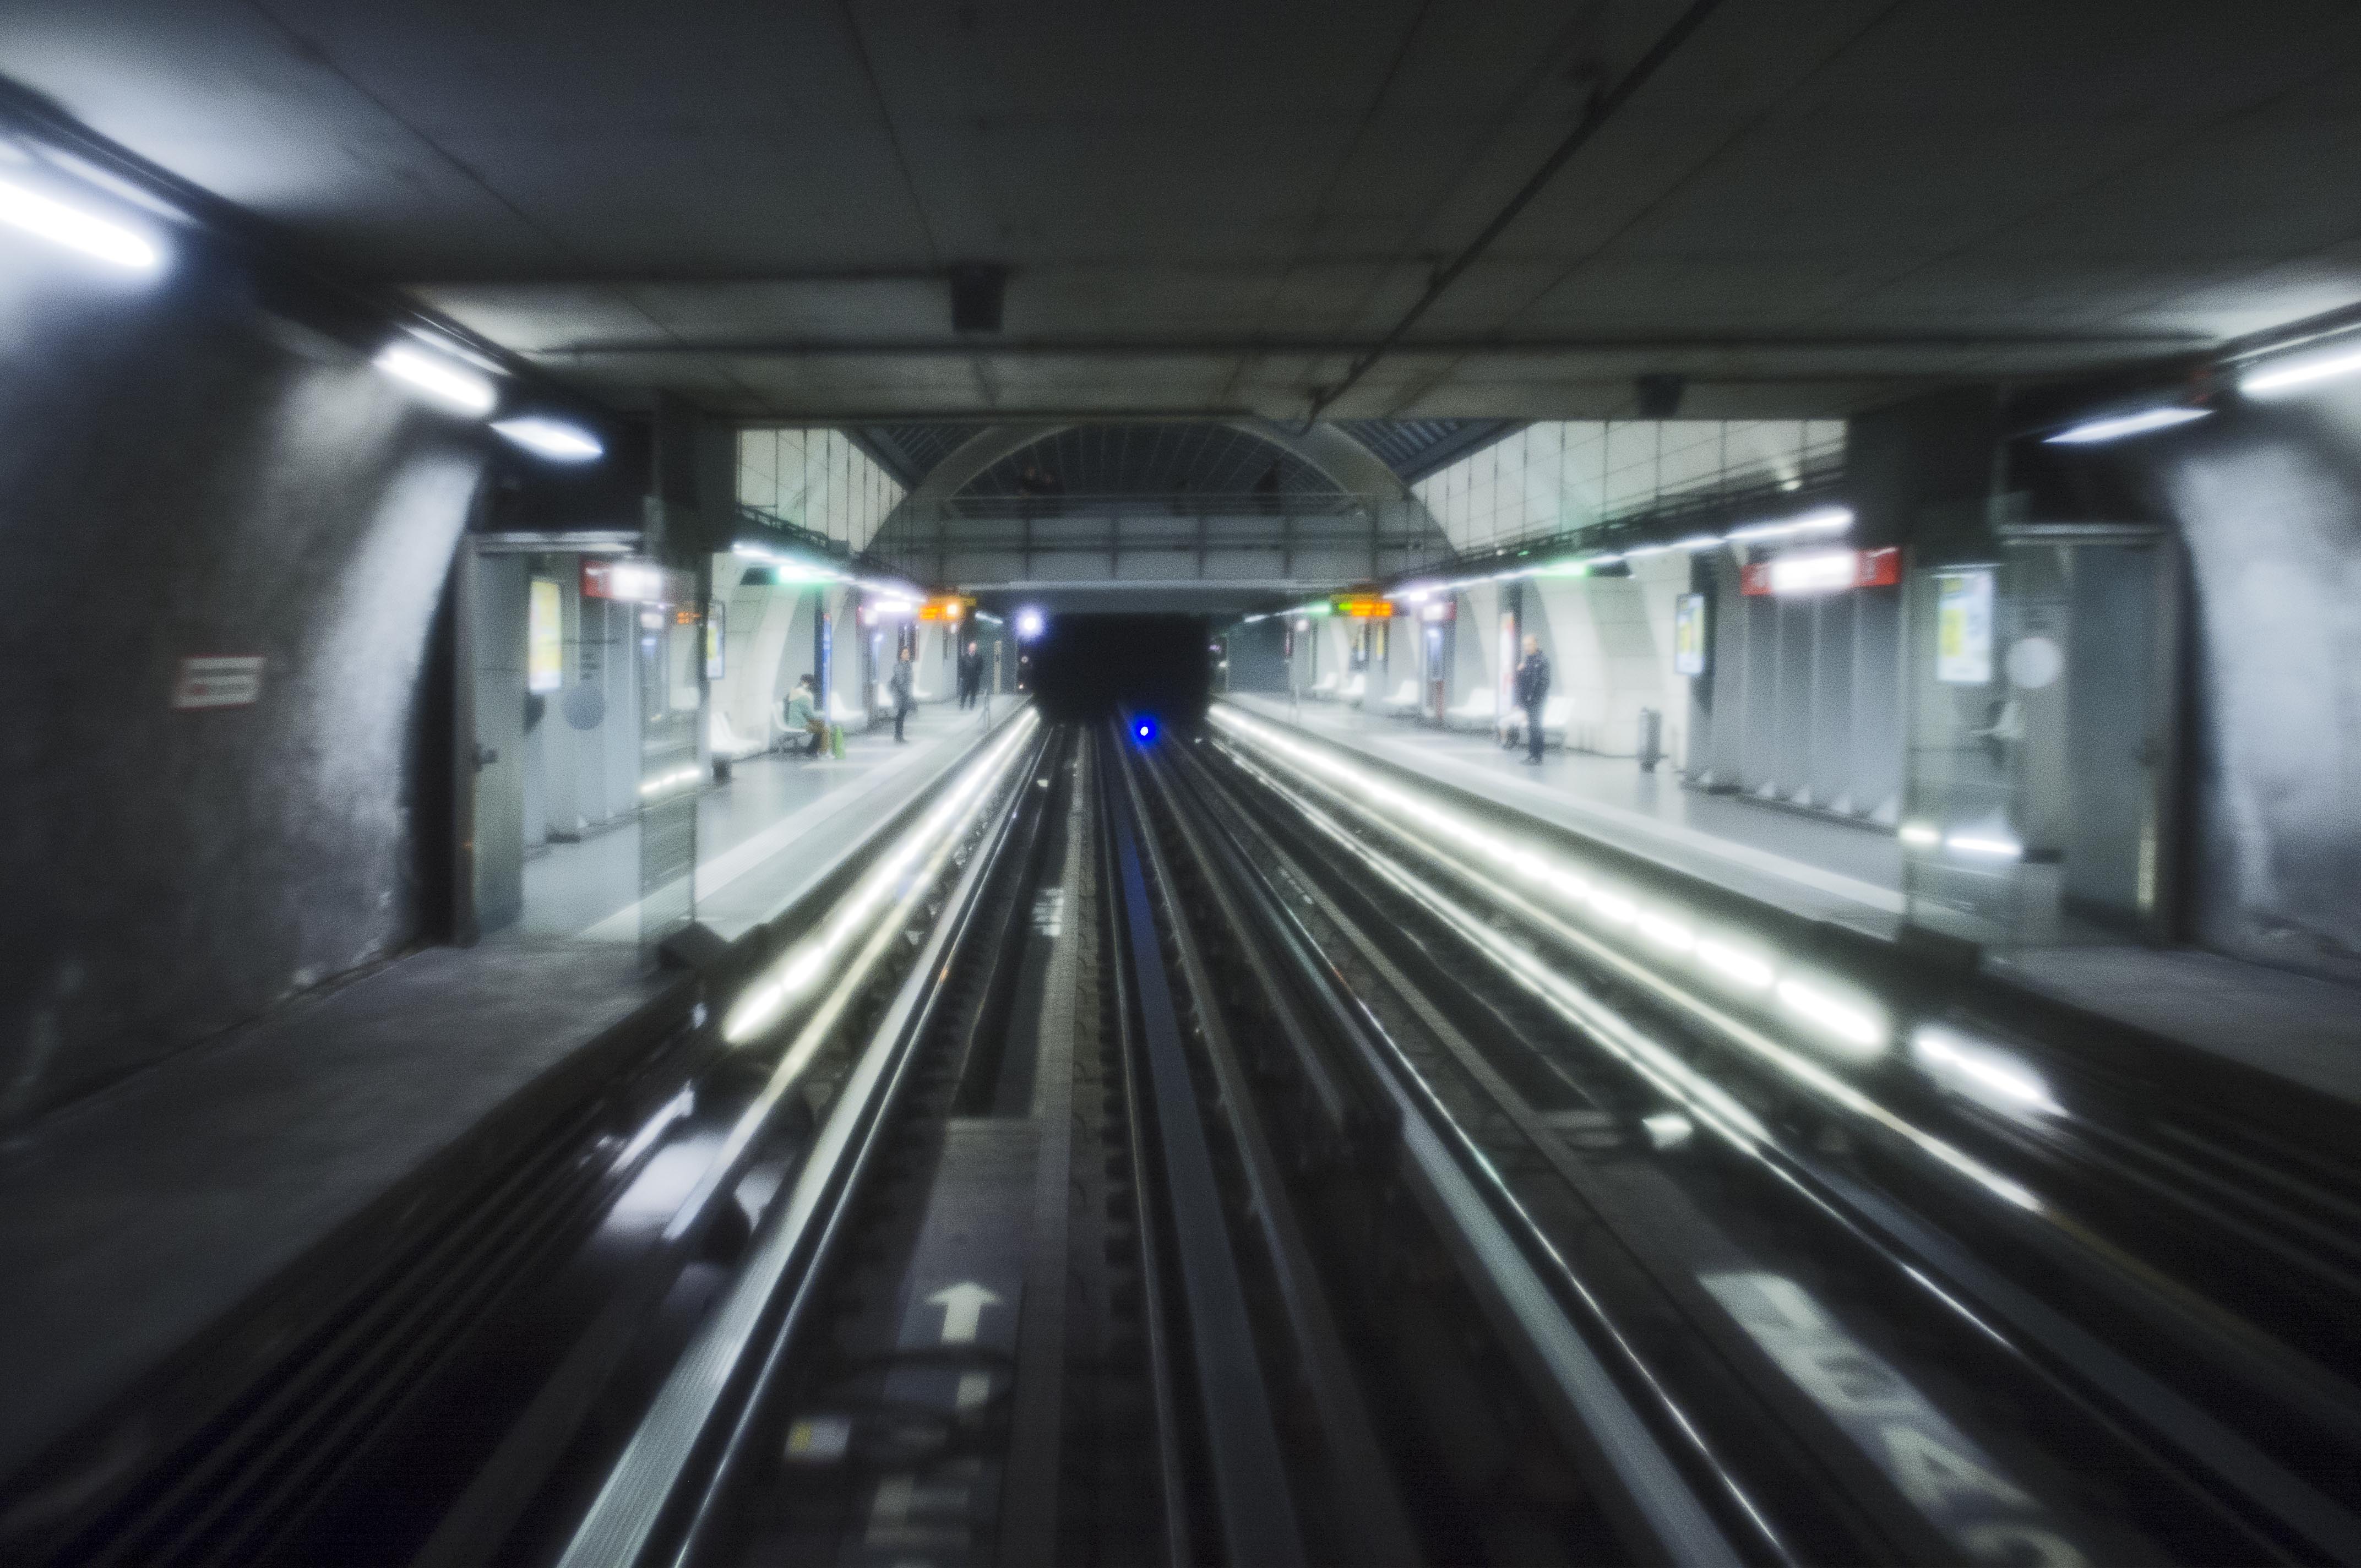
(738, 428, 906, 551)
(1412, 420, 1847, 554)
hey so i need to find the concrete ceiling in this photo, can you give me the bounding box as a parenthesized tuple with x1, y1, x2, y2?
(8, 1, 2361, 421)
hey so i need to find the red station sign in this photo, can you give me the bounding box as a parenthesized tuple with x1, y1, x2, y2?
(1740, 546, 1902, 597)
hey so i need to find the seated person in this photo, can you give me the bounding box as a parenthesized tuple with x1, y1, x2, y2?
(782, 675, 826, 755)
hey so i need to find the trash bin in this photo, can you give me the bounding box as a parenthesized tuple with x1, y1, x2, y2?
(1636, 706, 1663, 772)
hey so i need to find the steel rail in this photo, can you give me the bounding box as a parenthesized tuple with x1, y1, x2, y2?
(1123, 734, 1423, 1568)
(1158, 735, 1759, 1568)
(553, 718, 1048, 1568)
(1100, 723, 1308, 1568)
(1200, 725, 2353, 1563)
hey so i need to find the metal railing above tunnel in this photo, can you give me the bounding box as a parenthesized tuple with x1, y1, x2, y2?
(868, 493, 1451, 588)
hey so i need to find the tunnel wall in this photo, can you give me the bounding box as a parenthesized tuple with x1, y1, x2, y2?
(2125, 398, 2361, 986)
(0, 245, 485, 1121)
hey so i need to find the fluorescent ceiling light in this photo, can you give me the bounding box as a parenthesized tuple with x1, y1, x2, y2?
(1913, 1026, 2057, 1115)
(1776, 977, 1885, 1053)
(2242, 342, 2361, 398)
(376, 342, 497, 416)
(1728, 505, 1853, 543)
(0, 177, 161, 270)
(1944, 832, 2022, 860)
(492, 416, 602, 461)
(2043, 406, 2208, 444)
(1694, 938, 1774, 991)
(1675, 534, 1725, 552)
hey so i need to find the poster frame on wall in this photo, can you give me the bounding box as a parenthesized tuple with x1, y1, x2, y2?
(1672, 591, 1709, 678)
(1934, 567, 1996, 685)
(527, 578, 563, 694)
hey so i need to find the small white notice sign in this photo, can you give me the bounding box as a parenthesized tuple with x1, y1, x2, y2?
(172, 655, 264, 710)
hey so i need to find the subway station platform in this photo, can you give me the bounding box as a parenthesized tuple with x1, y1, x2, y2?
(1228, 693, 2361, 1108)
(516, 699, 1020, 944)
(0, 705, 1020, 1499)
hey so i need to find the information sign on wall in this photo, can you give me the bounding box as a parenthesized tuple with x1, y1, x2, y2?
(171, 655, 264, 710)
(1673, 592, 1709, 677)
(705, 598, 727, 680)
(581, 557, 694, 605)
(1935, 568, 1995, 685)
(528, 579, 563, 693)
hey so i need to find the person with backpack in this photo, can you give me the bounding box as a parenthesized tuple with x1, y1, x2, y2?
(781, 674, 824, 757)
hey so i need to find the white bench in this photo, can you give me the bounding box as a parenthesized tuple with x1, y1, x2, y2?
(707, 708, 768, 763)
(1342, 672, 1368, 706)
(1499, 694, 1572, 749)
(1443, 688, 1497, 732)
(1308, 671, 1341, 700)
(1380, 678, 1422, 717)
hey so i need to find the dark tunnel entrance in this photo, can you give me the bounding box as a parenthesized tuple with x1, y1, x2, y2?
(1018, 614, 1213, 724)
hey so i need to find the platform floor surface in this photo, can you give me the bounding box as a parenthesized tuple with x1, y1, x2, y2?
(0, 701, 1018, 1488)
(519, 700, 1010, 941)
(1230, 693, 2361, 1107)
(1230, 694, 1903, 934)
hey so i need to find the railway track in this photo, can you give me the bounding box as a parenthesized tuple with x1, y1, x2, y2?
(36, 710, 2361, 1567)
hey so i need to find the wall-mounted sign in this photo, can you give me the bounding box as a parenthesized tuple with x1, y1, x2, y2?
(581, 557, 694, 605)
(1935, 568, 1996, 684)
(1497, 611, 1517, 719)
(172, 655, 264, 710)
(1332, 596, 1393, 618)
(705, 598, 727, 680)
(1673, 592, 1710, 677)
(528, 578, 564, 693)
(917, 596, 971, 623)
(1739, 546, 1902, 597)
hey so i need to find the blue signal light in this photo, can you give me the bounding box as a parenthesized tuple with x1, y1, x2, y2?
(1134, 718, 1156, 742)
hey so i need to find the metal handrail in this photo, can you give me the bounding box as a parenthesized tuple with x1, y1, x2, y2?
(1433, 449, 1849, 576)
(940, 490, 1369, 519)
(733, 503, 906, 579)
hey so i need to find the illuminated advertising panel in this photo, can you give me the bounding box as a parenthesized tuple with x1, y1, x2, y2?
(1935, 568, 1995, 685)
(1673, 592, 1709, 677)
(705, 598, 726, 680)
(528, 578, 563, 693)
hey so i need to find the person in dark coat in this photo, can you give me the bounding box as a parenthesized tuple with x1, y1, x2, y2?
(958, 639, 983, 709)
(889, 647, 916, 742)
(1513, 635, 1551, 764)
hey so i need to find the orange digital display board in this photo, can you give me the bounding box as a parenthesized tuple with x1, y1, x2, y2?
(1332, 596, 1394, 618)
(917, 596, 971, 622)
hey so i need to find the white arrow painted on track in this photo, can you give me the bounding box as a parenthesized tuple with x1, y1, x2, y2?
(926, 1281, 1001, 1344)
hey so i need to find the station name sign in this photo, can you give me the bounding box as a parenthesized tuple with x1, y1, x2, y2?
(581, 558, 697, 605)
(1740, 546, 1902, 597)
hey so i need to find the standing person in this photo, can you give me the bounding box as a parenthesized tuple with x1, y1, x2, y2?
(1513, 634, 1551, 764)
(959, 639, 983, 709)
(889, 646, 916, 743)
